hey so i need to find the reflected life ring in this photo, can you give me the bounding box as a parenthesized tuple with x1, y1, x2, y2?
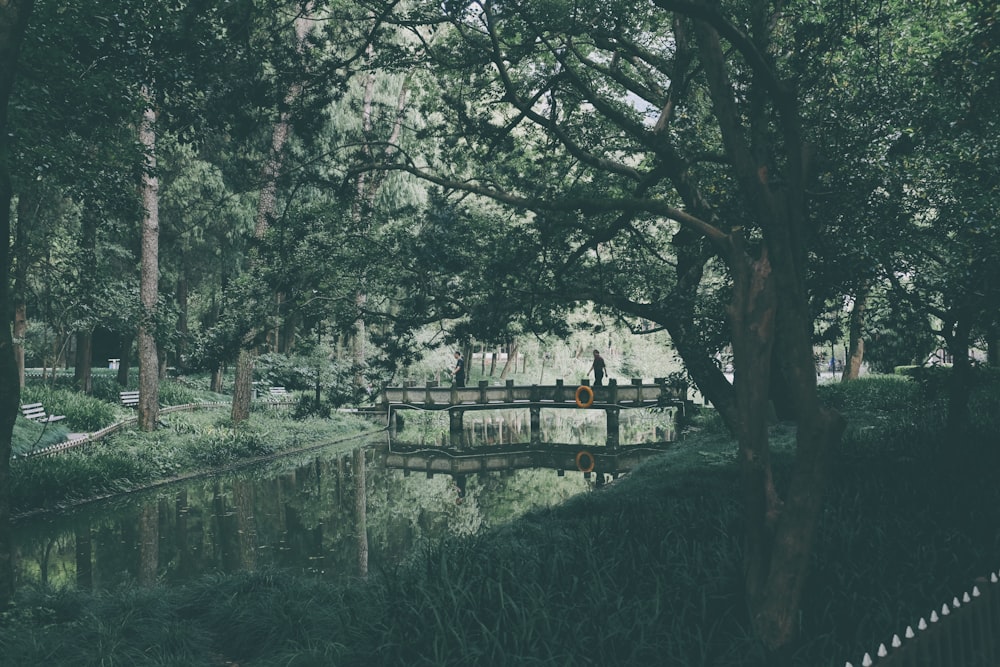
(575, 384, 595, 408)
(575, 450, 595, 473)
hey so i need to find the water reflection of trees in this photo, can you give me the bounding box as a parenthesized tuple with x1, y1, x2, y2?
(396, 407, 677, 448)
(11, 439, 589, 591)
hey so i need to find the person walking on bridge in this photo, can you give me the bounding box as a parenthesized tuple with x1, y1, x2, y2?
(588, 349, 607, 387)
(451, 351, 466, 387)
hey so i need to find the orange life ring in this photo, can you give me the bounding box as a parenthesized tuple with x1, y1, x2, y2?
(575, 384, 595, 408)
(575, 450, 595, 473)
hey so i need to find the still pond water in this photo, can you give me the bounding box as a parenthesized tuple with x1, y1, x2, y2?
(11, 408, 675, 591)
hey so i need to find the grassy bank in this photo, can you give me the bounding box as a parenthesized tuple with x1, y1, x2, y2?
(11, 376, 381, 515)
(2, 374, 999, 665)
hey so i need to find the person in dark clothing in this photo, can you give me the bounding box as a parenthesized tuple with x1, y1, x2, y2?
(588, 349, 607, 387)
(451, 351, 466, 387)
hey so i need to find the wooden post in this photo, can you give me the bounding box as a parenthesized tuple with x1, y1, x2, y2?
(631, 378, 643, 405)
(606, 407, 620, 450)
(608, 378, 618, 405)
(554, 378, 565, 402)
(425, 381, 436, 406)
(505, 379, 514, 403)
(478, 379, 489, 404)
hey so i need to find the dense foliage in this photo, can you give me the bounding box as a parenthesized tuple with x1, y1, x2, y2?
(2, 376, 999, 665)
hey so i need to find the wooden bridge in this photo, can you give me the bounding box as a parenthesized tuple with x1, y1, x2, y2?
(385, 442, 671, 482)
(383, 378, 687, 447)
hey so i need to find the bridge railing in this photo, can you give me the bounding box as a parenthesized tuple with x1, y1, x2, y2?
(382, 377, 688, 409)
(844, 570, 1000, 667)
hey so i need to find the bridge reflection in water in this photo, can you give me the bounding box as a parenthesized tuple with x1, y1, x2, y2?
(388, 407, 676, 487)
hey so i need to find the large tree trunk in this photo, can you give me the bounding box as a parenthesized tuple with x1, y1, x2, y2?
(74, 331, 93, 394)
(842, 285, 869, 381)
(691, 12, 846, 651)
(231, 349, 255, 423)
(0, 0, 35, 608)
(137, 97, 160, 431)
(944, 316, 973, 432)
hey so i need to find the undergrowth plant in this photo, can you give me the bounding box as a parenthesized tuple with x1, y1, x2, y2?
(3, 374, 998, 666)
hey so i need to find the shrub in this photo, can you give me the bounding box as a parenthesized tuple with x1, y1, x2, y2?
(19, 386, 117, 432)
(11, 418, 69, 457)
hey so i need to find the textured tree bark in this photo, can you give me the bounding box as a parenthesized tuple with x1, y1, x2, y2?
(231, 6, 314, 423)
(74, 331, 93, 394)
(0, 0, 35, 607)
(138, 98, 160, 431)
(117, 335, 133, 387)
(231, 348, 254, 423)
(689, 10, 846, 651)
(13, 193, 29, 388)
(842, 286, 869, 381)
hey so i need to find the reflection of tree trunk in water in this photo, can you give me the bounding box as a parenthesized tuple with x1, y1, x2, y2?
(175, 489, 191, 580)
(337, 455, 345, 508)
(137, 501, 159, 586)
(75, 521, 93, 589)
(39, 539, 55, 586)
(354, 448, 368, 578)
(213, 482, 240, 573)
(233, 480, 257, 570)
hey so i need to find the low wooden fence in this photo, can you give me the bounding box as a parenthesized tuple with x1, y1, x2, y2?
(14, 401, 232, 459)
(844, 570, 1000, 666)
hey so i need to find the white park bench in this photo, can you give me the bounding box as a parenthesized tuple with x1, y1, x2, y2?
(20, 402, 66, 423)
(120, 391, 140, 408)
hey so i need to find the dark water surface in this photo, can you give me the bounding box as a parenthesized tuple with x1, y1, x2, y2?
(11, 408, 674, 591)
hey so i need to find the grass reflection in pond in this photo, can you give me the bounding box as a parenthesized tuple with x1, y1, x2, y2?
(11, 435, 594, 592)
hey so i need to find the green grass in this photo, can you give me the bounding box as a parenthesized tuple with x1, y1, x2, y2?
(3, 374, 999, 665)
(10, 408, 379, 515)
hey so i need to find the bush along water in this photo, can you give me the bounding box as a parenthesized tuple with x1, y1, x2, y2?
(3, 374, 1000, 666)
(9, 409, 377, 516)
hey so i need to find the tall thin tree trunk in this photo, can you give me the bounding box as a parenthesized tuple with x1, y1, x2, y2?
(74, 205, 98, 393)
(117, 335, 133, 387)
(231, 6, 314, 423)
(499, 340, 518, 380)
(75, 331, 93, 394)
(946, 317, 973, 431)
(137, 96, 160, 430)
(13, 192, 30, 388)
(351, 57, 410, 392)
(176, 274, 189, 371)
